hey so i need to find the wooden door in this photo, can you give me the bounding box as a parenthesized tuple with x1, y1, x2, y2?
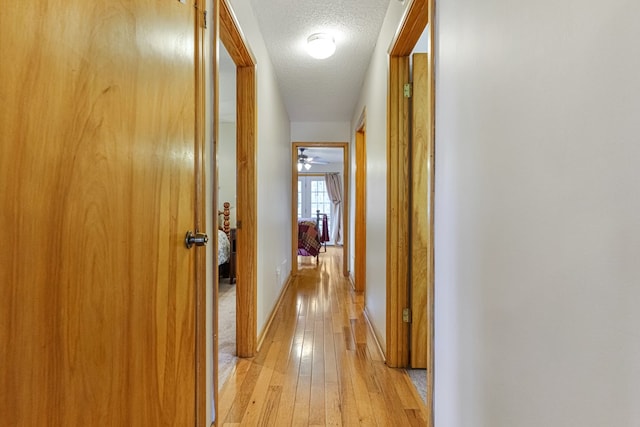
(0, 1, 200, 424)
(355, 126, 367, 292)
(410, 53, 431, 368)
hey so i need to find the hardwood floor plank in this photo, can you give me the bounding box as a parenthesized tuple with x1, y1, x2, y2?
(217, 247, 426, 426)
(345, 353, 377, 425)
(256, 385, 282, 426)
(217, 358, 252, 422)
(222, 362, 263, 423)
(369, 391, 394, 427)
(272, 310, 305, 425)
(309, 320, 326, 425)
(237, 338, 283, 425)
(324, 381, 342, 426)
(333, 318, 360, 426)
(291, 374, 311, 426)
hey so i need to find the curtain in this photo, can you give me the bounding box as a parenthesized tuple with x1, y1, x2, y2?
(324, 173, 343, 245)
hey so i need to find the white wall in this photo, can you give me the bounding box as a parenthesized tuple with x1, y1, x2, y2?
(217, 123, 237, 228)
(350, 0, 408, 351)
(229, 0, 292, 335)
(435, 0, 640, 426)
(291, 121, 350, 142)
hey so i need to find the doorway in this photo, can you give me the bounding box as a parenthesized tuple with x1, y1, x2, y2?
(386, 0, 434, 423)
(216, 40, 238, 392)
(291, 142, 349, 275)
(211, 0, 258, 420)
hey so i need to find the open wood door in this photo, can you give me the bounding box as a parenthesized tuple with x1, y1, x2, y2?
(1, 1, 204, 424)
(410, 53, 431, 368)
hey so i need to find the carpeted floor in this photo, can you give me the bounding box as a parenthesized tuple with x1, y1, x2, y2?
(218, 281, 237, 388)
(406, 368, 427, 403)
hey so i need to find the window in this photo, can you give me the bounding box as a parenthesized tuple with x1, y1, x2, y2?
(298, 175, 333, 243)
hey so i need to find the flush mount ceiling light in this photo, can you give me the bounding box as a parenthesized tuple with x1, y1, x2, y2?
(306, 33, 336, 59)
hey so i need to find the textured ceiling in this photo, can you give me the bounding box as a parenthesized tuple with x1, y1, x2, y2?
(248, 0, 391, 122)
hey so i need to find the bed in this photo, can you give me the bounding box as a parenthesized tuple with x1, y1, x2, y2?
(218, 202, 236, 283)
(218, 229, 230, 265)
(297, 211, 329, 262)
(297, 219, 321, 258)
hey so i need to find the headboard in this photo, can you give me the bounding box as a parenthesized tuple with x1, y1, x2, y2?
(217, 201, 231, 238)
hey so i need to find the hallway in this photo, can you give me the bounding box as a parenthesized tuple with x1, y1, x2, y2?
(217, 248, 427, 426)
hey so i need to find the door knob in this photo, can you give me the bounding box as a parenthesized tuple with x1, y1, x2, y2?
(185, 231, 208, 249)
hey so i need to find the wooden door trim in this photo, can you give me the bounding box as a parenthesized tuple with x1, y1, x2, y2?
(220, 0, 256, 66)
(387, 0, 434, 424)
(354, 115, 367, 292)
(195, 1, 208, 424)
(388, 0, 430, 56)
(235, 65, 257, 358)
(386, 55, 411, 369)
(291, 142, 349, 277)
(218, 0, 257, 361)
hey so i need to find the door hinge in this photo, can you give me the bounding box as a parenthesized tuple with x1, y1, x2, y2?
(402, 308, 412, 323)
(403, 83, 412, 98)
(237, 220, 242, 229)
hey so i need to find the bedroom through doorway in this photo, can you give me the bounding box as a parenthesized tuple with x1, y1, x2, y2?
(291, 142, 349, 275)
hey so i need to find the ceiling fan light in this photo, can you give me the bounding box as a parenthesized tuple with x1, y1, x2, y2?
(297, 162, 303, 172)
(304, 163, 312, 170)
(306, 33, 336, 59)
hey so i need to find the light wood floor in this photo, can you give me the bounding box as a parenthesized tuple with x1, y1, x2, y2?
(217, 247, 428, 426)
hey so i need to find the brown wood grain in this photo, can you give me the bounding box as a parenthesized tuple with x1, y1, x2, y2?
(386, 55, 411, 368)
(388, 0, 429, 56)
(195, 1, 209, 424)
(355, 124, 368, 292)
(235, 65, 257, 358)
(220, 0, 255, 67)
(410, 53, 429, 369)
(0, 0, 198, 424)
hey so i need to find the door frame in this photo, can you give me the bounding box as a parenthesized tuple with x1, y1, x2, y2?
(291, 141, 349, 277)
(354, 110, 367, 292)
(218, 0, 258, 360)
(212, 0, 258, 417)
(386, 0, 434, 422)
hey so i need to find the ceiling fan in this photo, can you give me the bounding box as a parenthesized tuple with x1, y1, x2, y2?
(297, 147, 328, 171)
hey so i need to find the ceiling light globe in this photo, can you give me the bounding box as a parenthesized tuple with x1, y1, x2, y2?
(304, 163, 312, 170)
(307, 33, 336, 59)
